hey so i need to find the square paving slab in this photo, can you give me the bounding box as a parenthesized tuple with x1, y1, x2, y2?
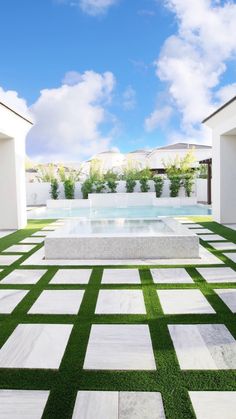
(95, 290, 146, 314)
(157, 290, 215, 314)
(83, 324, 156, 370)
(168, 324, 236, 370)
(189, 391, 236, 419)
(223, 253, 236, 263)
(0, 255, 21, 266)
(197, 267, 236, 283)
(214, 289, 236, 313)
(101, 269, 141, 284)
(210, 242, 236, 251)
(0, 390, 49, 419)
(28, 290, 85, 315)
(19, 237, 45, 244)
(0, 289, 28, 313)
(0, 324, 73, 369)
(3, 245, 36, 253)
(200, 234, 227, 241)
(1, 269, 47, 285)
(151, 268, 193, 284)
(193, 229, 214, 234)
(50, 269, 92, 284)
(187, 224, 204, 229)
(31, 232, 47, 237)
(72, 391, 165, 419)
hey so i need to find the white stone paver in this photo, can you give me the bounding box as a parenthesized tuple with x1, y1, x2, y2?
(225, 224, 236, 231)
(72, 391, 165, 419)
(193, 229, 214, 234)
(168, 324, 236, 370)
(101, 269, 141, 284)
(0, 269, 47, 285)
(3, 245, 36, 253)
(189, 391, 236, 419)
(0, 255, 21, 266)
(50, 269, 92, 284)
(19, 237, 45, 244)
(0, 230, 16, 239)
(0, 324, 73, 369)
(187, 224, 204, 229)
(41, 226, 56, 231)
(0, 290, 28, 313)
(28, 290, 85, 315)
(95, 290, 146, 314)
(200, 235, 227, 241)
(84, 324, 156, 370)
(31, 232, 47, 237)
(210, 242, 236, 251)
(0, 390, 50, 419)
(214, 289, 236, 313)
(157, 290, 215, 314)
(197, 267, 236, 283)
(223, 253, 236, 263)
(151, 268, 193, 284)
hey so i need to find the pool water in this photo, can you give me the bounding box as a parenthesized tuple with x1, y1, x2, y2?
(28, 204, 211, 219)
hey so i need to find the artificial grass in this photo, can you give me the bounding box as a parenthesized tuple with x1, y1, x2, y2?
(0, 217, 235, 418)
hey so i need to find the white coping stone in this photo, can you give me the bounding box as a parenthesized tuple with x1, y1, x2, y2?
(31, 232, 47, 237)
(214, 289, 236, 313)
(168, 324, 236, 370)
(0, 324, 73, 369)
(223, 253, 236, 263)
(102, 269, 141, 284)
(210, 242, 236, 251)
(197, 267, 236, 283)
(50, 269, 92, 284)
(157, 290, 215, 314)
(1, 269, 47, 285)
(3, 245, 36, 253)
(0, 290, 28, 313)
(176, 219, 195, 224)
(19, 237, 45, 244)
(151, 268, 193, 283)
(95, 290, 146, 314)
(200, 235, 227, 241)
(21, 245, 223, 266)
(72, 391, 165, 419)
(193, 229, 214, 234)
(28, 290, 85, 315)
(83, 324, 156, 370)
(189, 391, 236, 419)
(0, 390, 50, 419)
(0, 255, 21, 266)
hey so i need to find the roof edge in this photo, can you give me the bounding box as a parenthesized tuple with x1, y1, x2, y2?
(0, 101, 33, 125)
(202, 96, 236, 124)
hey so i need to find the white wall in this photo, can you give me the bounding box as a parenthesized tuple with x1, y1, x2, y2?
(26, 178, 207, 206)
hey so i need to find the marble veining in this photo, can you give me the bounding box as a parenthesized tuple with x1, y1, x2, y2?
(214, 289, 236, 313)
(95, 290, 146, 314)
(28, 290, 85, 314)
(200, 234, 227, 241)
(197, 267, 236, 283)
(210, 242, 236, 251)
(189, 391, 236, 419)
(0, 289, 28, 313)
(3, 245, 36, 253)
(0, 390, 50, 419)
(223, 253, 236, 263)
(0, 255, 21, 266)
(1, 269, 47, 285)
(157, 290, 215, 314)
(50, 269, 92, 284)
(102, 269, 141, 284)
(151, 268, 193, 283)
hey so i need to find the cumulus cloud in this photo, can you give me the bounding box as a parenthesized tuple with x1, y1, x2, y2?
(145, 106, 172, 132)
(0, 87, 32, 120)
(58, 0, 118, 15)
(146, 0, 236, 141)
(122, 86, 136, 110)
(26, 70, 116, 162)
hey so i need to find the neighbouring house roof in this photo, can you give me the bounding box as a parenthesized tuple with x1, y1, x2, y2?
(0, 101, 33, 125)
(202, 96, 236, 123)
(153, 142, 211, 151)
(126, 149, 151, 154)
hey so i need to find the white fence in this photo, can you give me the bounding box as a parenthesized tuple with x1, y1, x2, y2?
(26, 179, 208, 206)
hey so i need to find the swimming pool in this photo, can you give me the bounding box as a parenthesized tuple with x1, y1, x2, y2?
(28, 204, 211, 219)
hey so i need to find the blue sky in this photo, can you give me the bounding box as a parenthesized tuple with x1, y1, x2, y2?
(0, 0, 236, 161)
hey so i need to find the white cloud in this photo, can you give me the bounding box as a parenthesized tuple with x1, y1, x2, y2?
(122, 86, 136, 110)
(27, 70, 116, 162)
(58, 0, 118, 15)
(0, 87, 32, 120)
(145, 106, 172, 132)
(215, 82, 236, 104)
(147, 0, 236, 142)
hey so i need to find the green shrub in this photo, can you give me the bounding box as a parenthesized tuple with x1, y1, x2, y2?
(168, 174, 182, 197)
(139, 176, 150, 192)
(107, 179, 118, 193)
(64, 179, 75, 199)
(126, 178, 136, 193)
(81, 178, 94, 199)
(50, 178, 60, 200)
(153, 175, 164, 198)
(94, 180, 106, 193)
(183, 172, 195, 197)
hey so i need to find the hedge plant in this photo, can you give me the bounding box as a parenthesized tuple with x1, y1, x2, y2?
(153, 175, 164, 198)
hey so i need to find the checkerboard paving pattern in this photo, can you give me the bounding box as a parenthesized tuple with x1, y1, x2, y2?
(0, 220, 235, 418)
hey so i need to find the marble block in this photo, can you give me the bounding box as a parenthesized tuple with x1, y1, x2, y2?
(102, 269, 141, 284)
(189, 391, 236, 419)
(200, 235, 227, 241)
(210, 242, 236, 251)
(157, 290, 215, 314)
(0, 390, 49, 419)
(28, 290, 85, 315)
(95, 290, 146, 314)
(0, 289, 28, 313)
(168, 324, 236, 369)
(72, 391, 165, 419)
(50, 269, 92, 284)
(214, 289, 236, 313)
(31, 232, 47, 237)
(20, 237, 45, 244)
(0, 255, 21, 266)
(223, 253, 236, 263)
(193, 229, 214, 234)
(0, 324, 73, 369)
(83, 324, 156, 370)
(1, 269, 47, 285)
(197, 267, 236, 283)
(151, 268, 193, 284)
(3, 245, 36, 253)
